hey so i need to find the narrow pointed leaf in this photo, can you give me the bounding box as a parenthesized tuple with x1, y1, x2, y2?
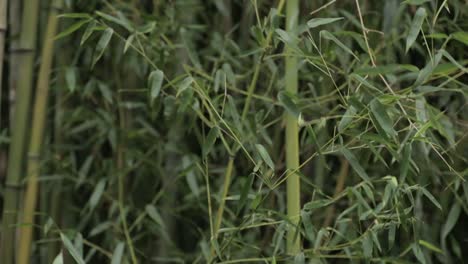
(148, 70, 164, 100)
(406, 7, 427, 52)
(92, 28, 114, 68)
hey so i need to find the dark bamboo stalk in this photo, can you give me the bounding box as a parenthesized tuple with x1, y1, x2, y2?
(17, 0, 62, 262)
(0, 0, 7, 128)
(0, 1, 40, 263)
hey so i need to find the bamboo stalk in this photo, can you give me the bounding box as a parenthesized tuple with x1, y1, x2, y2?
(0, 0, 7, 128)
(0, 1, 40, 263)
(285, 0, 301, 255)
(17, 0, 62, 262)
(210, 156, 234, 259)
(322, 159, 349, 228)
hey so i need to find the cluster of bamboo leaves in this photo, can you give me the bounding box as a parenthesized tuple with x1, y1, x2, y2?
(0, 0, 467, 263)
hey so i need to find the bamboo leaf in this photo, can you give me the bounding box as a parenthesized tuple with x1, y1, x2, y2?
(92, 28, 114, 68)
(60, 233, 85, 264)
(341, 148, 370, 182)
(255, 144, 275, 170)
(278, 91, 300, 119)
(442, 202, 461, 240)
(52, 253, 64, 264)
(95, 11, 133, 31)
(124, 34, 135, 54)
(202, 127, 219, 157)
(148, 70, 164, 100)
(55, 19, 91, 40)
(321, 30, 359, 60)
(111, 242, 125, 264)
(307, 17, 343, 29)
(406, 7, 427, 52)
(452, 31, 468, 46)
(80, 20, 97, 45)
(412, 243, 426, 264)
(58, 13, 92, 19)
(420, 187, 442, 210)
(370, 98, 397, 138)
(65, 67, 76, 92)
(145, 204, 165, 228)
(237, 173, 255, 214)
(88, 179, 106, 212)
(419, 240, 443, 254)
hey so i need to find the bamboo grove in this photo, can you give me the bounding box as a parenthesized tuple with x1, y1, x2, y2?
(0, 0, 467, 263)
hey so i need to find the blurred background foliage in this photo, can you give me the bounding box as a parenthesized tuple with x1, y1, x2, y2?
(0, 0, 467, 263)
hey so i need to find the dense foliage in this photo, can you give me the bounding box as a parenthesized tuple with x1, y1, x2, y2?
(0, 0, 467, 263)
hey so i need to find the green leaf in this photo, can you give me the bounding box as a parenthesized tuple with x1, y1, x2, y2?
(303, 199, 332, 210)
(202, 127, 219, 157)
(442, 202, 461, 240)
(65, 67, 76, 92)
(419, 240, 443, 254)
(353, 64, 419, 75)
(307, 17, 343, 29)
(420, 187, 442, 210)
(406, 7, 427, 52)
(370, 98, 397, 138)
(294, 252, 305, 264)
(213, 69, 225, 93)
(145, 204, 165, 228)
(58, 13, 92, 19)
(278, 91, 300, 119)
(362, 234, 373, 258)
(92, 28, 114, 68)
(95, 11, 133, 31)
(321, 30, 359, 60)
(412, 243, 426, 264)
(80, 20, 97, 45)
(400, 143, 412, 182)
(55, 19, 91, 40)
(52, 253, 64, 264)
(452, 31, 468, 46)
(350, 74, 382, 93)
(124, 34, 135, 54)
(176, 77, 193, 97)
(88, 179, 106, 212)
(111, 242, 125, 264)
(148, 70, 164, 100)
(237, 173, 255, 214)
(341, 148, 370, 182)
(338, 106, 357, 132)
(182, 156, 199, 197)
(60, 233, 85, 264)
(255, 144, 275, 170)
(403, 0, 430, 5)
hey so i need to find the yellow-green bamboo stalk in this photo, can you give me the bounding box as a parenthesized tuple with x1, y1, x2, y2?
(0, 0, 7, 127)
(17, 0, 62, 262)
(0, 1, 40, 263)
(285, 0, 301, 255)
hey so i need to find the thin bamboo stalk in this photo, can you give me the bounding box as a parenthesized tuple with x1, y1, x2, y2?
(47, 44, 68, 263)
(322, 159, 349, 228)
(7, 0, 20, 122)
(210, 157, 234, 259)
(0, 1, 40, 263)
(0, 0, 7, 128)
(18, 0, 61, 264)
(17, 0, 62, 262)
(285, 0, 301, 255)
